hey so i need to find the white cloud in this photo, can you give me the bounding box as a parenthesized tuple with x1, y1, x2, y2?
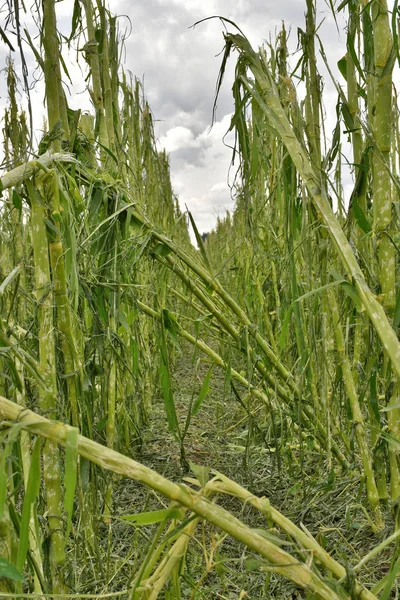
(110, 0, 356, 233)
(158, 126, 196, 152)
(158, 113, 235, 235)
(0, 0, 365, 233)
(209, 182, 228, 193)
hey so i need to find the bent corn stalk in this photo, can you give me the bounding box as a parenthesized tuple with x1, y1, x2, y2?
(137, 300, 350, 468)
(0, 152, 75, 190)
(221, 32, 400, 378)
(0, 396, 354, 600)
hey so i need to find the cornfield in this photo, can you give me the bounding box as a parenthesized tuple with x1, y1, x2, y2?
(0, 0, 400, 598)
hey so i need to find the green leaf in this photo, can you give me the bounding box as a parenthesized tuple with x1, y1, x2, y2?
(64, 427, 79, 539)
(294, 279, 344, 304)
(0, 558, 25, 582)
(0, 266, 20, 296)
(118, 308, 131, 333)
(369, 371, 380, 424)
(159, 325, 180, 440)
(121, 507, 184, 526)
(341, 101, 355, 131)
(250, 528, 293, 548)
(380, 556, 400, 600)
(0, 424, 25, 519)
(379, 430, 400, 450)
(192, 366, 213, 416)
(380, 403, 400, 412)
(162, 309, 180, 348)
(337, 0, 350, 11)
(341, 281, 363, 312)
(38, 120, 64, 155)
(189, 461, 210, 488)
(279, 305, 292, 352)
(83, 202, 136, 246)
(17, 436, 41, 571)
(12, 189, 22, 211)
(380, 47, 396, 83)
(224, 353, 232, 393)
(326, 468, 335, 491)
(97, 142, 119, 164)
(0, 27, 15, 51)
(24, 27, 45, 70)
(351, 196, 371, 234)
(69, 0, 82, 42)
(44, 217, 61, 239)
(131, 337, 138, 377)
(337, 55, 347, 79)
(5, 357, 23, 393)
(151, 243, 172, 258)
(393, 287, 400, 330)
(347, 24, 366, 83)
(245, 557, 264, 572)
(0, 456, 9, 520)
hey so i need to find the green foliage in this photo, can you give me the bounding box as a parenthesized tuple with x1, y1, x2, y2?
(0, 0, 400, 598)
(0, 558, 24, 583)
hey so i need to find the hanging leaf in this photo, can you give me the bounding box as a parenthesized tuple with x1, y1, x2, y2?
(337, 55, 347, 80)
(279, 305, 293, 351)
(44, 217, 61, 240)
(369, 371, 381, 424)
(0, 558, 24, 582)
(69, 0, 82, 43)
(162, 309, 180, 348)
(380, 556, 400, 600)
(0, 266, 20, 296)
(64, 427, 79, 539)
(294, 279, 344, 304)
(192, 366, 213, 416)
(341, 282, 363, 313)
(351, 196, 371, 234)
(189, 461, 210, 488)
(151, 243, 172, 258)
(12, 189, 22, 211)
(17, 436, 41, 571)
(131, 337, 138, 377)
(121, 507, 184, 525)
(393, 287, 400, 330)
(159, 325, 180, 440)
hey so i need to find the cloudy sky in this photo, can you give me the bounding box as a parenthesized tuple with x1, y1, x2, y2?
(111, 0, 347, 234)
(0, 0, 350, 235)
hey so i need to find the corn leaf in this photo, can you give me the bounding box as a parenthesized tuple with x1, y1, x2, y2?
(64, 427, 79, 539)
(0, 558, 24, 582)
(121, 507, 185, 525)
(380, 556, 400, 600)
(192, 365, 213, 416)
(17, 436, 41, 571)
(0, 266, 20, 296)
(159, 324, 180, 440)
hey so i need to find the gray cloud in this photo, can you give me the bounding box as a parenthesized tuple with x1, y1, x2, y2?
(0, 1, 359, 235)
(110, 1, 355, 235)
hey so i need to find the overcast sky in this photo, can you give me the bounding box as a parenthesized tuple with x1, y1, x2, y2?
(0, 1, 351, 235)
(111, 0, 348, 234)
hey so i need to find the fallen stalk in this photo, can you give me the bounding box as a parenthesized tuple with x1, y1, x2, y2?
(0, 152, 75, 190)
(0, 396, 350, 600)
(207, 472, 377, 600)
(137, 300, 350, 468)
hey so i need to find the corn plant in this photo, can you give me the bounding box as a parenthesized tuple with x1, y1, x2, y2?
(1, 0, 400, 598)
